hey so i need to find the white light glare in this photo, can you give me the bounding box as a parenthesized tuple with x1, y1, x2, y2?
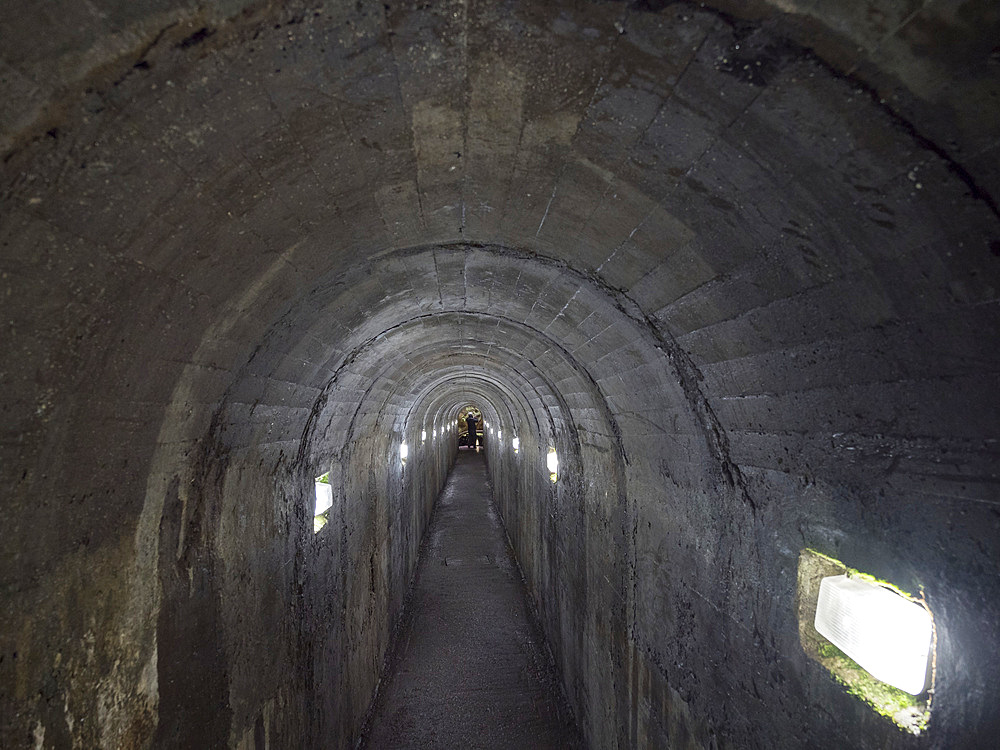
(314, 481, 333, 515)
(498, 429, 503, 440)
(547, 448, 558, 481)
(814, 575, 932, 695)
(400, 442, 408, 462)
(421, 429, 427, 442)
(512, 437, 519, 452)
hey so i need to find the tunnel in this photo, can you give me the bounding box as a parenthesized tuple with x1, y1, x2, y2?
(2, 0, 999, 748)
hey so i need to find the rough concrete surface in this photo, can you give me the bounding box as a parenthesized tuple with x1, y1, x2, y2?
(361, 451, 583, 749)
(1, 1, 999, 749)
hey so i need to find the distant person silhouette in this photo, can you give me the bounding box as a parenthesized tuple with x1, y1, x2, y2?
(465, 413, 480, 451)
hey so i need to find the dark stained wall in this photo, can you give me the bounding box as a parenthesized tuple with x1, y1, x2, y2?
(1, 1, 998, 748)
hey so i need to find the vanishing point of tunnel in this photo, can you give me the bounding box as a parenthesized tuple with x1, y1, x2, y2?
(1, 1, 999, 748)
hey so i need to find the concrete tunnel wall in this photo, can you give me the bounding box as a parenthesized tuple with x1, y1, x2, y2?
(1, 1, 999, 748)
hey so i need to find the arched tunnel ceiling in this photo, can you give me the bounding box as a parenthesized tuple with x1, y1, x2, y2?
(2, 0, 999, 579)
(3, 0, 999, 197)
(3, 2, 1000, 748)
(192, 243, 707, 489)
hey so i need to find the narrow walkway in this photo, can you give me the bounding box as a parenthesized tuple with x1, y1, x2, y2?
(361, 451, 584, 749)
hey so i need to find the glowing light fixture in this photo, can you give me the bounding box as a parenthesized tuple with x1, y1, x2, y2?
(814, 575, 932, 695)
(498, 429, 502, 440)
(547, 447, 558, 483)
(314, 479, 333, 516)
(421, 429, 427, 443)
(400, 442, 408, 464)
(314, 474, 333, 533)
(512, 437, 519, 453)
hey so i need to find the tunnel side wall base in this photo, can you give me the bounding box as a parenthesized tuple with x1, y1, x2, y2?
(144, 420, 456, 748)
(293, 432, 454, 747)
(485, 393, 1000, 750)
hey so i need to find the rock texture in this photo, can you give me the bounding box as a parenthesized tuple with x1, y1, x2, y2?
(1, 1, 998, 748)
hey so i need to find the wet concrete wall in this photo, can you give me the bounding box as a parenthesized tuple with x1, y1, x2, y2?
(2, 1, 999, 748)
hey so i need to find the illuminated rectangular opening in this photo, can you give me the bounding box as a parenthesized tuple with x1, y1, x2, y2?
(547, 447, 558, 483)
(797, 549, 934, 734)
(314, 473, 332, 533)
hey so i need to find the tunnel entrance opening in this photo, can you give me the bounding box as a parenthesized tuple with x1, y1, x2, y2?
(458, 405, 484, 451)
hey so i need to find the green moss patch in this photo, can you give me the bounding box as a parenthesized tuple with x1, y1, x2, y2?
(313, 509, 331, 533)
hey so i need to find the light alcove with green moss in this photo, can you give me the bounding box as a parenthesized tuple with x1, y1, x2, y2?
(796, 549, 935, 734)
(314, 472, 332, 533)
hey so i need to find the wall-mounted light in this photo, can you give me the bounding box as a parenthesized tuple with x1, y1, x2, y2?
(498, 429, 502, 441)
(512, 437, 519, 454)
(547, 447, 558, 483)
(421, 429, 427, 443)
(814, 575, 933, 695)
(400, 442, 408, 465)
(314, 473, 333, 533)
(314, 478, 333, 516)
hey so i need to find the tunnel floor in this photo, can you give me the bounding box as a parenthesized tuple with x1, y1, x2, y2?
(361, 451, 584, 749)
